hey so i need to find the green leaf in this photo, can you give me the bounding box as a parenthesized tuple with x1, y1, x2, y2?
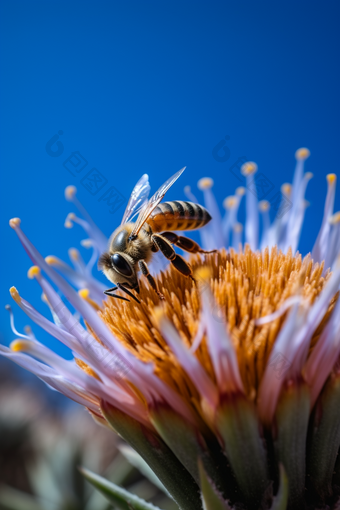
(80, 466, 164, 510)
(84, 454, 136, 510)
(198, 460, 232, 510)
(0, 485, 44, 510)
(275, 381, 310, 509)
(119, 445, 170, 495)
(101, 401, 202, 510)
(270, 464, 288, 510)
(307, 373, 340, 502)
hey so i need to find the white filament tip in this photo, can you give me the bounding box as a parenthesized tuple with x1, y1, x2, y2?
(223, 196, 237, 209)
(9, 218, 21, 229)
(197, 177, 214, 190)
(65, 186, 77, 200)
(241, 162, 258, 176)
(295, 148, 310, 160)
(259, 200, 270, 212)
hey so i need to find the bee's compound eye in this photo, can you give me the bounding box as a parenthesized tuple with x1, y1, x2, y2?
(111, 254, 132, 276)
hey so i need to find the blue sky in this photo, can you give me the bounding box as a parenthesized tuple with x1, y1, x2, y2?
(1, 0, 339, 357)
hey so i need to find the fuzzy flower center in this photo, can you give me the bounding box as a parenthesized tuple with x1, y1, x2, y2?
(96, 246, 335, 407)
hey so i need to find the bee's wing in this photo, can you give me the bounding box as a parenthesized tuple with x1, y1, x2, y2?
(131, 167, 186, 236)
(121, 174, 151, 225)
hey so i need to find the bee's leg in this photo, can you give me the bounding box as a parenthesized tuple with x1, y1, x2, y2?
(160, 231, 217, 254)
(151, 234, 195, 282)
(138, 260, 165, 300)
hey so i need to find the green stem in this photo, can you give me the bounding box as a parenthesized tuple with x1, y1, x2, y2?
(149, 402, 237, 501)
(215, 394, 269, 508)
(101, 401, 202, 510)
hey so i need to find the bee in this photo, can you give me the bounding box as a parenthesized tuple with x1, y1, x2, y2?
(98, 167, 215, 303)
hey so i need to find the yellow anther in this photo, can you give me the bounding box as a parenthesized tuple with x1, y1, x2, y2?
(236, 187, 246, 196)
(45, 255, 59, 265)
(327, 173, 337, 185)
(27, 266, 41, 279)
(65, 185, 77, 200)
(78, 288, 90, 299)
(233, 222, 243, 233)
(79, 290, 101, 311)
(152, 306, 165, 324)
(194, 266, 212, 283)
(10, 340, 31, 352)
(295, 148, 310, 160)
(64, 213, 75, 228)
(305, 172, 313, 180)
(197, 177, 214, 190)
(81, 239, 93, 248)
(281, 183, 292, 196)
(241, 162, 258, 176)
(259, 200, 270, 212)
(151, 306, 174, 330)
(69, 248, 79, 261)
(9, 217, 21, 229)
(329, 212, 340, 225)
(223, 196, 237, 209)
(41, 293, 48, 304)
(10, 286, 21, 304)
(24, 325, 32, 335)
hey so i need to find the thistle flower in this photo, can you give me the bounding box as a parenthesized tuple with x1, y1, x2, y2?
(2, 148, 340, 510)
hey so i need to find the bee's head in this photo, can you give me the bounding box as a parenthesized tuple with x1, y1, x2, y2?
(98, 252, 138, 290)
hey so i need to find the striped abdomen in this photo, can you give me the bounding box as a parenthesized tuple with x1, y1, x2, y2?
(146, 201, 212, 232)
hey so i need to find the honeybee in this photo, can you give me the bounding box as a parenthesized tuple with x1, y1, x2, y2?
(98, 168, 215, 303)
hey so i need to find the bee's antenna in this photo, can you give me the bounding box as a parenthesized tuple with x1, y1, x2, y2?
(104, 287, 130, 302)
(117, 284, 141, 304)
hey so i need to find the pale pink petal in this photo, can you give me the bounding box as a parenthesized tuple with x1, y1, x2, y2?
(305, 297, 340, 407)
(241, 162, 258, 251)
(64, 186, 108, 252)
(197, 178, 225, 249)
(258, 303, 303, 426)
(199, 277, 244, 394)
(156, 311, 218, 408)
(312, 174, 337, 265)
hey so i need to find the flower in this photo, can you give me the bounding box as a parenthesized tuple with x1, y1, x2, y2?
(1, 148, 340, 510)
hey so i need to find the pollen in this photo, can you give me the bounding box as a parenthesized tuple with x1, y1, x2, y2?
(79, 288, 101, 311)
(99, 247, 335, 407)
(69, 248, 80, 261)
(327, 173, 337, 185)
(330, 212, 340, 224)
(64, 213, 76, 228)
(259, 200, 270, 212)
(79, 288, 90, 299)
(281, 183, 292, 196)
(45, 256, 60, 265)
(223, 196, 237, 209)
(27, 266, 41, 279)
(197, 177, 214, 190)
(10, 340, 29, 352)
(9, 286, 21, 304)
(65, 185, 77, 200)
(241, 162, 258, 176)
(9, 217, 21, 229)
(295, 147, 310, 160)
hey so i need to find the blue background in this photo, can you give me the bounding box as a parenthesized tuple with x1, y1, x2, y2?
(1, 1, 340, 358)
